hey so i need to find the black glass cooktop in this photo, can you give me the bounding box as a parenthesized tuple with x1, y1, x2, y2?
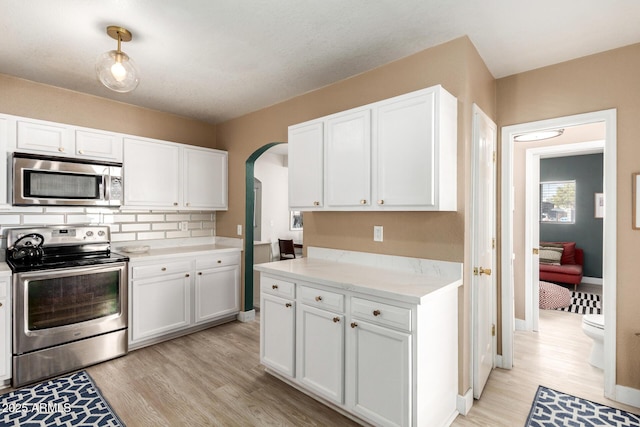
(6, 248, 129, 273)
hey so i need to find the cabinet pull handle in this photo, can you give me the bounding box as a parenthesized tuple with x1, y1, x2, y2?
(272, 284, 278, 289)
(350, 322, 358, 328)
(161, 267, 167, 271)
(285, 303, 292, 308)
(377, 200, 384, 205)
(360, 199, 367, 204)
(315, 296, 323, 302)
(373, 309, 381, 317)
(333, 317, 340, 323)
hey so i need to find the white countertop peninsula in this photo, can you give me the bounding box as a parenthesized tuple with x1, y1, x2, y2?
(254, 246, 462, 304)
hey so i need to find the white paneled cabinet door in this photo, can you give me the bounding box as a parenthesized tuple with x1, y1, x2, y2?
(132, 273, 191, 342)
(375, 91, 436, 209)
(194, 265, 240, 323)
(0, 117, 8, 208)
(16, 119, 73, 155)
(347, 320, 411, 427)
(124, 138, 181, 208)
(288, 121, 324, 209)
(325, 109, 371, 208)
(75, 129, 123, 162)
(297, 304, 345, 404)
(260, 293, 296, 378)
(184, 148, 228, 210)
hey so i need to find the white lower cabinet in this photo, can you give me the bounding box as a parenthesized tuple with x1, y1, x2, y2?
(129, 250, 241, 349)
(260, 273, 458, 427)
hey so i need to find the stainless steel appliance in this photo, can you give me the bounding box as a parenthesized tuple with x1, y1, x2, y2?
(12, 153, 123, 207)
(6, 225, 129, 386)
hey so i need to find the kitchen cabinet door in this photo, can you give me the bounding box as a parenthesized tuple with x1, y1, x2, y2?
(194, 264, 240, 323)
(16, 119, 73, 156)
(183, 147, 228, 210)
(260, 293, 296, 378)
(124, 137, 181, 208)
(75, 129, 123, 162)
(288, 121, 323, 209)
(0, 117, 9, 208)
(297, 304, 345, 404)
(131, 272, 191, 342)
(347, 319, 411, 427)
(374, 86, 457, 211)
(325, 109, 371, 208)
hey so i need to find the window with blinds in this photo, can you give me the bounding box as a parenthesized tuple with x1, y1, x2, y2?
(540, 180, 576, 223)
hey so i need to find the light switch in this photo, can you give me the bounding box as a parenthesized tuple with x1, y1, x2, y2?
(374, 225, 383, 242)
(237, 224, 242, 236)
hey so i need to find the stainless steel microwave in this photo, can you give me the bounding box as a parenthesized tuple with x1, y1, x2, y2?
(12, 153, 123, 207)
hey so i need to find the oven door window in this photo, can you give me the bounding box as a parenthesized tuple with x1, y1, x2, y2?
(24, 170, 102, 200)
(27, 270, 120, 330)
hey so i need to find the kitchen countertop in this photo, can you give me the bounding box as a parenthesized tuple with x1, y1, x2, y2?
(254, 257, 462, 305)
(0, 263, 11, 276)
(119, 244, 241, 262)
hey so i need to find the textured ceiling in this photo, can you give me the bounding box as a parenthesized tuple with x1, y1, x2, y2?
(2, 1, 640, 124)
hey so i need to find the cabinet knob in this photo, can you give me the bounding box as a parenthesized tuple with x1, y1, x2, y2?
(185, 273, 190, 278)
(58, 147, 64, 152)
(0, 302, 2, 307)
(350, 322, 358, 328)
(217, 260, 222, 264)
(285, 303, 292, 308)
(315, 295, 323, 302)
(198, 272, 203, 275)
(313, 201, 320, 206)
(174, 202, 178, 206)
(360, 199, 367, 205)
(333, 317, 340, 323)
(373, 309, 381, 317)
(272, 284, 278, 289)
(161, 267, 167, 271)
(377, 200, 384, 205)
(79, 149, 84, 154)
(186, 202, 191, 207)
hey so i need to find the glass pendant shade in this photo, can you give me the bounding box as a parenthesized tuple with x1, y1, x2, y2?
(96, 49, 139, 93)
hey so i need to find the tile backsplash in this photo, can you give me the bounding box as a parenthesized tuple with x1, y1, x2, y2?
(0, 207, 215, 242)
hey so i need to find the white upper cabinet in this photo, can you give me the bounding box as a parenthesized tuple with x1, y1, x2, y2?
(124, 137, 228, 210)
(14, 117, 122, 162)
(287, 84, 457, 211)
(0, 117, 9, 209)
(183, 147, 228, 210)
(325, 109, 371, 208)
(289, 121, 324, 209)
(124, 137, 181, 208)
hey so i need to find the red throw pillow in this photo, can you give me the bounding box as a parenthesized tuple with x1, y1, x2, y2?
(560, 242, 576, 265)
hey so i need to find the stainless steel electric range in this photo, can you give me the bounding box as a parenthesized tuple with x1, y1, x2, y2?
(5, 225, 129, 386)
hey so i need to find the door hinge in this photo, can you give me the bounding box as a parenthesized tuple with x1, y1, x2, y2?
(533, 248, 539, 255)
(491, 324, 496, 337)
(492, 238, 495, 249)
(493, 151, 496, 163)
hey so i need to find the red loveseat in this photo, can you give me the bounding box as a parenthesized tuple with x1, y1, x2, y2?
(539, 241, 584, 291)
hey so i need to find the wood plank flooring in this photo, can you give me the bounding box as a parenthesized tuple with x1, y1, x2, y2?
(9, 299, 639, 426)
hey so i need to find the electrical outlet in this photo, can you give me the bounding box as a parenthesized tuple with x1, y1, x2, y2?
(373, 225, 383, 242)
(237, 224, 243, 236)
(181, 221, 188, 231)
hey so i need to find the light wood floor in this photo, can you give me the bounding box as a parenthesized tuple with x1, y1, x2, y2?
(11, 302, 639, 426)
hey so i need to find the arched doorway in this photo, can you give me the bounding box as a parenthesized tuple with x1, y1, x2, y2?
(243, 142, 286, 312)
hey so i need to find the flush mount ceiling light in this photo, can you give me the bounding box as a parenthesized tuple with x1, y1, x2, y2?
(96, 26, 139, 93)
(514, 128, 564, 142)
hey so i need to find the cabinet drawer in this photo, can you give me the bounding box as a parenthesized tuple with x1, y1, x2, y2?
(261, 276, 295, 299)
(196, 252, 240, 270)
(299, 285, 344, 312)
(132, 260, 192, 279)
(351, 297, 411, 332)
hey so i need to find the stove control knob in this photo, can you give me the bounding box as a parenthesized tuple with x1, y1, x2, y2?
(98, 231, 105, 237)
(86, 231, 94, 237)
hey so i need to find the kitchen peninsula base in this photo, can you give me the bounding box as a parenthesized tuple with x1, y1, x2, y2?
(255, 247, 462, 427)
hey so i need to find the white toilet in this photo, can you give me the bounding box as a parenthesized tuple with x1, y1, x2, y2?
(582, 314, 605, 369)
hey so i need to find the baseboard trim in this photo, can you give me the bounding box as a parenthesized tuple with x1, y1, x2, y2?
(515, 318, 527, 331)
(457, 388, 474, 415)
(495, 354, 505, 369)
(614, 384, 640, 409)
(237, 309, 255, 322)
(582, 276, 603, 286)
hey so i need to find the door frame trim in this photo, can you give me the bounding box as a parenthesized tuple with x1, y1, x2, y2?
(500, 109, 616, 399)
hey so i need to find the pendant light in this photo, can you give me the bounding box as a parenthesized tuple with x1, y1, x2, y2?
(96, 26, 140, 93)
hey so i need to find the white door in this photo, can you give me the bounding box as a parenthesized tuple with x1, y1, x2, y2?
(472, 105, 497, 399)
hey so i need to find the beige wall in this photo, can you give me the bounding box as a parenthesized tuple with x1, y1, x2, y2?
(216, 36, 497, 395)
(0, 74, 217, 148)
(497, 43, 640, 389)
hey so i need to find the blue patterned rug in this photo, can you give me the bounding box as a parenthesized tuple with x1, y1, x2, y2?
(0, 370, 124, 426)
(526, 386, 640, 426)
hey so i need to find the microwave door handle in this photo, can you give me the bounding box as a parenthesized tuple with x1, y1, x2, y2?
(103, 172, 110, 202)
